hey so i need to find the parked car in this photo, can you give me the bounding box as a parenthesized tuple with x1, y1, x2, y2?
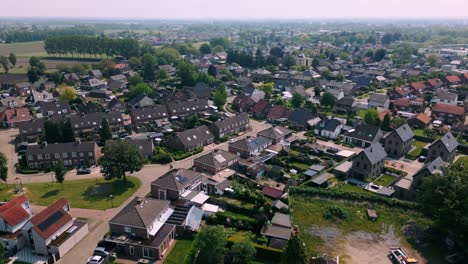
(418, 156, 427, 162)
(87, 255, 105, 264)
(94, 247, 110, 257)
(77, 168, 92, 175)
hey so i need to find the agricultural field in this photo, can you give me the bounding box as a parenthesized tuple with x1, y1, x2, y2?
(0, 41, 47, 57)
(290, 194, 445, 264)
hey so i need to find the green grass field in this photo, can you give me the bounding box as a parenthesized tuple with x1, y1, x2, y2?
(0, 41, 47, 57)
(12, 177, 141, 210)
(164, 239, 194, 264)
(452, 156, 468, 170)
(373, 174, 397, 186)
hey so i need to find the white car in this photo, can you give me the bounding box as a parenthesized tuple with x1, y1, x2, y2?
(87, 255, 104, 264)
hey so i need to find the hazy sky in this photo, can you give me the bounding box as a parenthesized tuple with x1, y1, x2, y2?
(2, 0, 468, 19)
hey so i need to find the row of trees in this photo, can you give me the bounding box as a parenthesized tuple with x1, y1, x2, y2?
(44, 36, 140, 58)
(226, 48, 295, 69)
(0, 26, 97, 43)
(0, 53, 17, 74)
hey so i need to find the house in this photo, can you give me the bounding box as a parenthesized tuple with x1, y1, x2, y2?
(190, 82, 212, 98)
(445, 75, 461, 86)
(1, 96, 24, 108)
(261, 212, 291, 249)
(368, 94, 390, 109)
(409, 81, 426, 94)
(25, 141, 101, 168)
(389, 86, 412, 99)
(343, 124, 383, 148)
(28, 90, 54, 104)
(334, 96, 355, 115)
(171, 125, 214, 152)
(36, 101, 71, 117)
(383, 124, 414, 158)
(407, 113, 431, 129)
(262, 186, 284, 199)
(394, 157, 444, 201)
(267, 105, 290, 123)
(314, 118, 343, 139)
(426, 132, 458, 162)
(327, 88, 344, 100)
(108, 98, 127, 113)
(209, 113, 250, 139)
(0, 195, 32, 255)
(80, 78, 107, 90)
(194, 149, 239, 175)
(15, 82, 32, 97)
(166, 99, 210, 117)
(350, 143, 387, 180)
(251, 99, 270, 119)
(232, 95, 256, 113)
(229, 136, 273, 158)
(257, 126, 292, 144)
(426, 78, 444, 89)
(106, 197, 175, 261)
(120, 138, 154, 159)
(0, 107, 31, 128)
(431, 103, 465, 125)
(128, 94, 154, 109)
(70, 111, 123, 135)
(90, 70, 103, 78)
(17, 118, 47, 142)
(151, 169, 203, 200)
(431, 91, 458, 106)
(288, 109, 314, 130)
(21, 198, 87, 258)
(393, 98, 425, 113)
(130, 106, 168, 128)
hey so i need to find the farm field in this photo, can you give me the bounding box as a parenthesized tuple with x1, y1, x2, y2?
(0, 41, 47, 57)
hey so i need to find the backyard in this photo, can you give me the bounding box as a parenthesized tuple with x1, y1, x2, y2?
(14, 177, 142, 209)
(373, 174, 397, 186)
(164, 239, 194, 264)
(289, 193, 441, 263)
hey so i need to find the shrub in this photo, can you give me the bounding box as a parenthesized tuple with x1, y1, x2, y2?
(323, 205, 348, 221)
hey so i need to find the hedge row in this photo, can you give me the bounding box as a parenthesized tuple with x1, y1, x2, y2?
(207, 211, 258, 231)
(414, 135, 435, 143)
(207, 197, 256, 216)
(171, 147, 203, 161)
(290, 186, 420, 210)
(225, 241, 283, 262)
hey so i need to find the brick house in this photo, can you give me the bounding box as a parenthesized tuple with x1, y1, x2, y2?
(257, 126, 292, 144)
(426, 132, 458, 162)
(209, 113, 250, 139)
(431, 103, 465, 125)
(350, 143, 387, 180)
(170, 125, 214, 152)
(343, 124, 383, 148)
(130, 106, 168, 128)
(166, 99, 210, 117)
(151, 169, 203, 201)
(228, 136, 273, 158)
(0, 107, 31, 128)
(383, 124, 414, 158)
(194, 149, 239, 175)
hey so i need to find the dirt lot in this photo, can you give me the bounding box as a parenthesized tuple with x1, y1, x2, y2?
(13, 57, 97, 72)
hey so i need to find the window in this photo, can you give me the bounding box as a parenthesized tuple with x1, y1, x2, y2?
(88, 152, 93, 157)
(124, 226, 131, 233)
(54, 153, 60, 159)
(62, 152, 68, 158)
(72, 152, 77, 158)
(129, 246, 134, 255)
(79, 152, 84, 157)
(143, 247, 154, 258)
(45, 154, 50, 159)
(37, 154, 43, 160)
(28, 155, 33, 160)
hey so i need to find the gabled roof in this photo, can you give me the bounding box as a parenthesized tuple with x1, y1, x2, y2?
(288, 108, 314, 125)
(432, 103, 465, 116)
(110, 197, 170, 229)
(344, 124, 382, 142)
(176, 125, 214, 148)
(194, 150, 238, 168)
(369, 94, 388, 104)
(420, 156, 444, 175)
(257, 126, 292, 140)
(336, 96, 354, 107)
(229, 136, 272, 152)
(316, 118, 341, 132)
(446, 75, 461, 83)
(271, 212, 292, 228)
(435, 91, 457, 101)
(30, 198, 71, 239)
(152, 169, 202, 191)
(0, 195, 30, 228)
(262, 186, 283, 199)
(360, 143, 387, 165)
(267, 105, 289, 120)
(413, 113, 431, 124)
(427, 78, 443, 87)
(252, 99, 270, 114)
(393, 124, 414, 142)
(212, 113, 249, 131)
(431, 132, 458, 153)
(410, 81, 426, 91)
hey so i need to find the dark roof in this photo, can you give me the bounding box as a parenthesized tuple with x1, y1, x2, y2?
(420, 157, 444, 175)
(344, 124, 382, 142)
(360, 143, 387, 165)
(70, 111, 123, 129)
(230, 136, 272, 152)
(36, 101, 71, 116)
(211, 113, 249, 131)
(176, 125, 214, 148)
(151, 169, 202, 191)
(128, 94, 154, 108)
(110, 197, 170, 229)
(26, 141, 97, 155)
(271, 212, 292, 228)
(393, 124, 414, 142)
(369, 94, 388, 104)
(194, 150, 237, 168)
(432, 132, 458, 153)
(267, 105, 289, 120)
(288, 108, 314, 126)
(192, 82, 211, 98)
(166, 99, 209, 115)
(316, 118, 341, 132)
(336, 96, 354, 107)
(131, 106, 168, 123)
(257, 126, 292, 140)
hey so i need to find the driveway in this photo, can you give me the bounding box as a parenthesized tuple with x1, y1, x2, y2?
(0, 128, 19, 183)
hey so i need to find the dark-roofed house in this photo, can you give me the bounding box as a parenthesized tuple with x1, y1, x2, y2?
(107, 138, 154, 159)
(267, 105, 290, 123)
(251, 99, 270, 119)
(350, 143, 387, 180)
(334, 96, 355, 115)
(190, 82, 212, 98)
(257, 126, 292, 144)
(70, 111, 124, 135)
(131, 106, 168, 128)
(171, 125, 214, 152)
(151, 169, 203, 201)
(108, 97, 127, 113)
(15, 82, 32, 97)
(80, 78, 107, 90)
(25, 141, 101, 168)
(128, 94, 154, 109)
(314, 118, 343, 139)
(232, 95, 256, 113)
(36, 101, 71, 117)
(431, 103, 465, 125)
(194, 149, 239, 175)
(260, 212, 291, 249)
(17, 118, 49, 142)
(383, 124, 414, 158)
(228, 136, 273, 158)
(166, 99, 210, 117)
(431, 91, 458, 106)
(107, 197, 175, 261)
(287, 108, 314, 130)
(209, 113, 250, 139)
(343, 124, 383, 148)
(427, 132, 458, 162)
(368, 94, 390, 109)
(262, 186, 283, 199)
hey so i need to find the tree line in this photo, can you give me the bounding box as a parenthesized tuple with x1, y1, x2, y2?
(0, 26, 97, 43)
(44, 36, 140, 59)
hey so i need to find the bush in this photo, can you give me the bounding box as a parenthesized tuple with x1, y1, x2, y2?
(207, 212, 257, 231)
(254, 244, 283, 261)
(171, 147, 203, 160)
(151, 147, 172, 164)
(17, 166, 40, 174)
(323, 205, 348, 221)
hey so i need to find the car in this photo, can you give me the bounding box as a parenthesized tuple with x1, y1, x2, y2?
(87, 255, 104, 264)
(418, 156, 427, 162)
(77, 168, 92, 175)
(94, 247, 110, 257)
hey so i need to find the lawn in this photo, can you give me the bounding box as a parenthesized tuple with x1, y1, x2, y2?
(373, 174, 397, 186)
(290, 195, 433, 257)
(413, 141, 427, 149)
(333, 182, 370, 195)
(452, 156, 468, 170)
(290, 162, 310, 171)
(0, 41, 46, 57)
(23, 177, 141, 210)
(164, 239, 194, 264)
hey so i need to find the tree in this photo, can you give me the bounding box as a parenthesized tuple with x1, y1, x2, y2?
(428, 54, 438, 67)
(261, 82, 274, 99)
(312, 58, 320, 68)
(99, 118, 112, 144)
(99, 141, 145, 182)
(0, 56, 9, 74)
(214, 84, 228, 108)
(314, 87, 321, 97)
(59, 86, 77, 101)
(207, 64, 217, 77)
(291, 93, 304, 108)
(282, 231, 306, 264)
(329, 53, 336, 61)
(156, 47, 181, 64)
(8, 53, 16, 67)
(282, 55, 296, 69)
(176, 61, 198, 86)
(320, 92, 336, 109)
(381, 113, 391, 131)
(391, 117, 407, 128)
(185, 225, 226, 264)
(27, 67, 40, 83)
(373, 48, 387, 62)
(157, 69, 169, 80)
(335, 73, 344, 81)
(128, 57, 141, 70)
(231, 240, 256, 264)
(199, 43, 212, 54)
(61, 120, 75, 143)
(44, 121, 61, 143)
(364, 109, 380, 126)
(141, 53, 157, 81)
(0, 241, 7, 264)
(0, 152, 7, 187)
(129, 83, 153, 98)
(54, 160, 65, 190)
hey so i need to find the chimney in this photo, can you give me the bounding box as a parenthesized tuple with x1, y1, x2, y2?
(136, 197, 144, 205)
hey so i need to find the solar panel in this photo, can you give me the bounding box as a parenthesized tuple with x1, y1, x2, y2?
(214, 154, 226, 163)
(274, 127, 284, 135)
(176, 175, 189, 184)
(38, 211, 64, 232)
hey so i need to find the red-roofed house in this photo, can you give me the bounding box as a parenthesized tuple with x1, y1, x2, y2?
(232, 95, 256, 113)
(445, 75, 461, 85)
(410, 81, 426, 94)
(267, 105, 290, 123)
(252, 99, 271, 119)
(379, 109, 391, 122)
(394, 98, 425, 113)
(426, 78, 444, 89)
(262, 186, 283, 199)
(389, 86, 412, 99)
(21, 198, 88, 258)
(408, 113, 432, 129)
(0, 195, 32, 255)
(432, 103, 465, 125)
(0, 107, 31, 128)
(463, 73, 468, 83)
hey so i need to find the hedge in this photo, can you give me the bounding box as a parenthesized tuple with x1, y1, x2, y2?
(171, 147, 203, 160)
(207, 211, 258, 231)
(290, 186, 420, 210)
(225, 241, 283, 262)
(413, 135, 435, 143)
(208, 197, 256, 215)
(17, 167, 40, 174)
